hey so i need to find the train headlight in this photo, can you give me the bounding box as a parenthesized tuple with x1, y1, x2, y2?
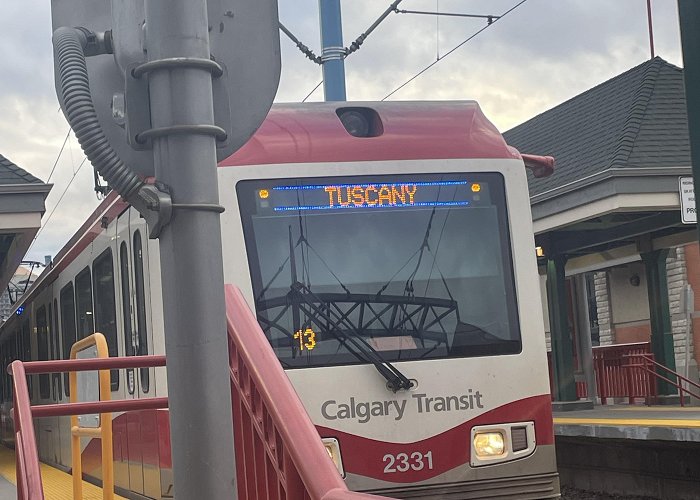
(471, 422, 536, 467)
(473, 431, 505, 457)
(322, 437, 345, 477)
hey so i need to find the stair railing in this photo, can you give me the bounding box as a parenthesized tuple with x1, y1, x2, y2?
(226, 285, 388, 500)
(623, 353, 700, 406)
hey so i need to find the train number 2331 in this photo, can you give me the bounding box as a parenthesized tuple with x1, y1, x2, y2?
(383, 451, 434, 473)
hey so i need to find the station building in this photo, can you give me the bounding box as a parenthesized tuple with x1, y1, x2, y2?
(504, 57, 700, 404)
(0, 155, 50, 312)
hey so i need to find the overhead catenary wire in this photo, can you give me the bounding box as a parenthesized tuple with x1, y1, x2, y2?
(381, 0, 529, 101)
(395, 9, 500, 24)
(302, 80, 323, 102)
(45, 129, 71, 184)
(27, 156, 88, 255)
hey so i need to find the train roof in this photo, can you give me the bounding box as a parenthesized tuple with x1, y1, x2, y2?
(220, 101, 520, 167)
(1, 101, 524, 330)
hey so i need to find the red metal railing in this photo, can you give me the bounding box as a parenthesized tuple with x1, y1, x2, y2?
(12, 286, 388, 499)
(9, 355, 168, 500)
(623, 353, 700, 406)
(547, 343, 658, 404)
(226, 285, 387, 500)
(593, 342, 656, 404)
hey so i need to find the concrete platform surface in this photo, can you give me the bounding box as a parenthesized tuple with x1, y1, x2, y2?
(553, 405, 700, 441)
(0, 473, 16, 498)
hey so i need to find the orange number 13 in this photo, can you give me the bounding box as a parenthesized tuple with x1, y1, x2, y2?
(294, 328, 317, 351)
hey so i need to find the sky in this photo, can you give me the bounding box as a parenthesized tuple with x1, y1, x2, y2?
(0, 0, 686, 266)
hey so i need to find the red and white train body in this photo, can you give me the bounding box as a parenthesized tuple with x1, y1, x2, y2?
(0, 102, 559, 499)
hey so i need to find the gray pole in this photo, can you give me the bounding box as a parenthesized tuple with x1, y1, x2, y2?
(144, 1, 236, 497)
(678, 1, 700, 245)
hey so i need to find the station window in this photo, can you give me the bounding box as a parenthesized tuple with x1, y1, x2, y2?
(75, 267, 94, 339)
(61, 282, 76, 397)
(585, 272, 600, 347)
(93, 249, 119, 390)
(133, 230, 150, 393)
(36, 306, 50, 399)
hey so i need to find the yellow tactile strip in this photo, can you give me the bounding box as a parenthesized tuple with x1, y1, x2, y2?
(0, 445, 127, 500)
(553, 417, 700, 428)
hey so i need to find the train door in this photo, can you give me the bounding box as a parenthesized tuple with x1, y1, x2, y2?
(116, 211, 156, 497)
(35, 304, 55, 463)
(50, 298, 63, 464)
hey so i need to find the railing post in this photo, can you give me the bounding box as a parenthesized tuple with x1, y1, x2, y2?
(69, 333, 114, 500)
(625, 358, 633, 404)
(10, 360, 44, 500)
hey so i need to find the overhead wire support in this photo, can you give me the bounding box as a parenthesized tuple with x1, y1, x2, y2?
(279, 22, 322, 64)
(382, 0, 529, 101)
(395, 9, 500, 24)
(346, 0, 405, 56)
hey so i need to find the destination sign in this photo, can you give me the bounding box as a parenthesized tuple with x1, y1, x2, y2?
(265, 180, 478, 212)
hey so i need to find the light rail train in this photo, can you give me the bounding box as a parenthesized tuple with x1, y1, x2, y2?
(0, 101, 560, 499)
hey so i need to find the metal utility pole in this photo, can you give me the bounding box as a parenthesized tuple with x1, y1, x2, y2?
(647, 0, 655, 59)
(678, 0, 700, 244)
(144, 0, 236, 497)
(319, 0, 347, 101)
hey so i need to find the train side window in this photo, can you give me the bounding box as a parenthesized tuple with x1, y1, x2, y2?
(36, 306, 50, 399)
(53, 298, 62, 398)
(75, 267, 94, 339)
(94, 248, 119, 390)
(21, 319, 32, 396)
(47, 302, 53, 359)
(133, 230, 150, 393)
(120, 242, 134, 357)
(61, 282, 76, 397)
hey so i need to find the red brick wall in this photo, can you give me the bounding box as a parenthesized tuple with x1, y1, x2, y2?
(614, 322, 651, 344)
(684, 243, 700, 364)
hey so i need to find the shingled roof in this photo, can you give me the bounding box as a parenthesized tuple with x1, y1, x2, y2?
(0, 154, 43, 185)
(504, 57, 690, 198)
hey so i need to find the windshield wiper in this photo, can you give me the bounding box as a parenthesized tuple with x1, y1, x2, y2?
(289, 281, 413, 392)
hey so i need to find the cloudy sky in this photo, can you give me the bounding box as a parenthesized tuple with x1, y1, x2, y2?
(0, 0, 685, 265)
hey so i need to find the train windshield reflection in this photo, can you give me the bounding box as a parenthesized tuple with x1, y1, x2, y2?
(237, 173, 521, 369)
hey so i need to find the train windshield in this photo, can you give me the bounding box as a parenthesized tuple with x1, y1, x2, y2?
(237, 173, 521, 369)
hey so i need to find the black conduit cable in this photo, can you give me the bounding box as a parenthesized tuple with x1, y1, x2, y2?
(52, 27, 144, 201)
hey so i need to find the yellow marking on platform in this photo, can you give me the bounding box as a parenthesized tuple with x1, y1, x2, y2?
(554, 417, 700, 428)
(609, 406, 700, 412)
(0, 446, 127, 499)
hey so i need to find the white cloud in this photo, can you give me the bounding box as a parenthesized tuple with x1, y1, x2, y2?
(0, 0, 685, 263)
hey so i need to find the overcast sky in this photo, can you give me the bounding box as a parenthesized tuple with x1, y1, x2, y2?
(0, 0, 685, 265)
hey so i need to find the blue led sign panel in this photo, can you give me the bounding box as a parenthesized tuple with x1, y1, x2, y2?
(266, 180, 478, 212)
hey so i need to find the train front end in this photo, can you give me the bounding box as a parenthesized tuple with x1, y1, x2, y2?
(220, 102, 560, 498)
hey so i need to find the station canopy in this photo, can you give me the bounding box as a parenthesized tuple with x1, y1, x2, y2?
(504, 57, 694, 270)
(0, 154, 51, 293)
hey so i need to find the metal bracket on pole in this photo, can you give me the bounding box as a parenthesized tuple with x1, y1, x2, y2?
(131, 184, 172, 239)
(125, 59, 233, 155)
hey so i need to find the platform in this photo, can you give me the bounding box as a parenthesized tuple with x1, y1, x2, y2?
(553, 405, 700, 441)
(0, 446, 127, 499)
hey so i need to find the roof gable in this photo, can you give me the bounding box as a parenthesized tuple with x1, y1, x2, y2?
(0, 154, 43, 185)
(503, 57, 690, 198)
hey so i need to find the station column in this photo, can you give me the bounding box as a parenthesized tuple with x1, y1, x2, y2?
(641, 249, 677, 396)
(546, 254, 577, 402)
